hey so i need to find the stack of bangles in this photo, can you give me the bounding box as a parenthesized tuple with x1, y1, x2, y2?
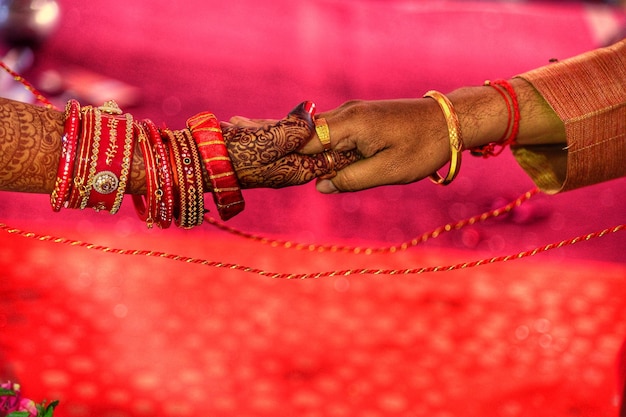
(50, 99, 245, 228)
(423, 79, 520, 186)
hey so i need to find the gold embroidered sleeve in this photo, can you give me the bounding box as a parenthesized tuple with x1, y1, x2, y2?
(514, 39, 626, 193)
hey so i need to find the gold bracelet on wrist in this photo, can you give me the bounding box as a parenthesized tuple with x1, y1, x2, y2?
(423, 90, 464, 186)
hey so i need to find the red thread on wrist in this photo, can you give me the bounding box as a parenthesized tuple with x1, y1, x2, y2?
(471, 79, 520, 158)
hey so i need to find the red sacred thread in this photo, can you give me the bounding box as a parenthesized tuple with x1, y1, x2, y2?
(1, 60, 624, 278)
(0, 222, 624, 279)
(0, 61, 58, 110)
(494, 79, 521, 147)
(470, 79, 521, 157)
(204, 188, 540, 254)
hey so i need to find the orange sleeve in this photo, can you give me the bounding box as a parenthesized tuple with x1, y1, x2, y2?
(513, 38, 626, 193)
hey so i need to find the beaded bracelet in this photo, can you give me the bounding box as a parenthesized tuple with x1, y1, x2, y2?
(66, 105, 99, 209)
(423, 90, 464, 186)
(163, 129, 205, 229)
(470, 79, 521, 157)
(132, 122, 160, 228)
(187, 112, 244, 221)
(50, 99, 81, 211)
(143, 119, 174, 229)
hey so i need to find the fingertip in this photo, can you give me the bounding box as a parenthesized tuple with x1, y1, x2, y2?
(316, 178, 339, 194)
(289, 101, 316, 122)
(228, 115, 250, 125)
(304, 101, 316, 116)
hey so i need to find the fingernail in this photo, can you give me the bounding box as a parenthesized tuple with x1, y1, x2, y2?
(292, 101, 315, 117)
(303, 101, 316, 116)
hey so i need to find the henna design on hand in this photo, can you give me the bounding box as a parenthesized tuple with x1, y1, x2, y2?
(241, 149, 360, 188)
(222, 102, 360, 188)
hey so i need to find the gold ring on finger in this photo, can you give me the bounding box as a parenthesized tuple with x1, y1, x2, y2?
(314, 117, 332, 151)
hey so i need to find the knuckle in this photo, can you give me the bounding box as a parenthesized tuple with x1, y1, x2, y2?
(338, 100, 370, 118)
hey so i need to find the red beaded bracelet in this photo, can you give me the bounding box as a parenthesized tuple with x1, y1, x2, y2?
(470, 79, 520, 157)
(187, 112, 244, 221)
(132, 122, 160, 228)
(50, 99, 81, 212)
(143, 119, 174, 229)
(163, 129, 205, 229)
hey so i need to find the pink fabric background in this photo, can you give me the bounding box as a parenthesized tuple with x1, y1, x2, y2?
(1, 1, 626, 416)
(2, 0, 625, 262)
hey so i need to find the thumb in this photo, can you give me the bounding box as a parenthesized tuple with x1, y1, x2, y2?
(270, 101, 316, 154)
(316, 178, 340, 194)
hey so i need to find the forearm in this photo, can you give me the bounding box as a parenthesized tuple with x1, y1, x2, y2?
(0, 96, 349, 222)
(0, 97, 147, 194)
(0, 98, 64, 194)
(446, 78, 565, 151)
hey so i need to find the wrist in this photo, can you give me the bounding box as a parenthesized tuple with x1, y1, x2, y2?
(446, 78, 565, 153)
(509, 77, 566, 146)
(447, 85, 512, 150)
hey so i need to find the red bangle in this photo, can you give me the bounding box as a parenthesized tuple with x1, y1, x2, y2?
(163, 129, 205, 229)
(187, 112, 244, 221)
(50, 99, 81, 212)
(84, 103, 135, 213)
(144, 119, 174, 229)
(67, 105, 99, 209)
(132, 122, 160, 228)
(66, 101, 136, 213)
(470, 79, 520, 158)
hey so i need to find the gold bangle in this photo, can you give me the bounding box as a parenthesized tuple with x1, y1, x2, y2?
(423, 90, 464, 185)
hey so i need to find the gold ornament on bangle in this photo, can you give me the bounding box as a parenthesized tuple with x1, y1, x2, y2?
(99, 99, 123, 115)
(314, 117, 332, 151)
(92, 170, 119, 195)
(109, 113, 134, 214)
(423, 90, 464, 186)
(80, 107, 103, 208)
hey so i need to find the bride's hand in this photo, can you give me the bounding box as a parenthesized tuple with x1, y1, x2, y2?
(223, 101, 359, 189)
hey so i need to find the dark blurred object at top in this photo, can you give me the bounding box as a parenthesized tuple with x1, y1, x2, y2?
(0, 0, 59, 47)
